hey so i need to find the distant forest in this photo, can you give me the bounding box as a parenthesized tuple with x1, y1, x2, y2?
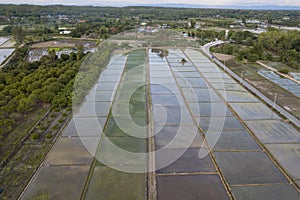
(0, 4, 299, 24)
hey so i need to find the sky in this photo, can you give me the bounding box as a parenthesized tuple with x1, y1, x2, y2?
(1, 0, 300, 7)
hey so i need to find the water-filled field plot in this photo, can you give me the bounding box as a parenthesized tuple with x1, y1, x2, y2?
(231, 184, 299, 200)
(207, 130, 261, 151)
(156, 175, 230, 200)
(189, 102, 233, 117)
(245, 120, 300, 144)
(21, 166, 90, 200)
(229, 102, 280, 120)
(265, 144, 300, 181)
(154, 125, 203, 149)
(0, 48, 14, 64)
(85, 166, 146, 200)
(44, 137, 95, 165)
(210, 83, 247, 91)
(156, 148, 216, 174)
(62, 117, 106, 137)
(214, 151, 288, 185)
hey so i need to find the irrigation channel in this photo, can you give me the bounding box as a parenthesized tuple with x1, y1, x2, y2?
(19, 47, 299, 200)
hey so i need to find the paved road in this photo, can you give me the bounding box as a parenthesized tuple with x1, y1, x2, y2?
(202, 41, 300, 128)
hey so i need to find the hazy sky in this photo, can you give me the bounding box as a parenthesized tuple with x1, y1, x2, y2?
(1, 0, 300, 6)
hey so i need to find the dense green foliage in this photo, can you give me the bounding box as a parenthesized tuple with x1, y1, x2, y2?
(256, 30, 300, 68)
(0, 46, 84, 135)
(212, 29, 300, 68)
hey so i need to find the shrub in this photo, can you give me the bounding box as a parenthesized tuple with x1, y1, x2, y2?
(52, 107, 60, 112)
(31, 133, 39, 140)
(52, 125, 58, 130)
(38, 126, 47, 131)
(278, 69, 289, 74)
(46, 133, 52, 139)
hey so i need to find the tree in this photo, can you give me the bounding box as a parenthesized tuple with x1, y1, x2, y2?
(242, 17, 246, 25)
(77, 45, 84, 60)
(190, 20, 196, 29)
(69, 52, 77, 61)
(49, 49, 57, 63)
(282, 49, 299, 68)
(39, 90, 56, 103)
(11, 26, 25, 44)
(17, 98, 31, 113)
(278, 69, 289, 74)
(0, 119, 15, 131)
(60, 53, 70, 61)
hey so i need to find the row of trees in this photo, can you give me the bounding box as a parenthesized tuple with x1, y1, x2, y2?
(73, 42, 118, 107)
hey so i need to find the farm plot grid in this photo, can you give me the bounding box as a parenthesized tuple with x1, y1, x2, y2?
(20, 48, 300, 200)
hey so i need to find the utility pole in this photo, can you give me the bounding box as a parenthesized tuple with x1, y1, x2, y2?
(271, 93, 278, 119)
(240, 71, 244, 83)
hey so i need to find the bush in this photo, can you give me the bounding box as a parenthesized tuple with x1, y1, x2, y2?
(247, 53, 259, 62)
(46, 133, 52, 139)
(52, 107, 60, 112)
(278, 69, 289, 74)
(31, 133, 39, 140)
(38, 125, 47, 131)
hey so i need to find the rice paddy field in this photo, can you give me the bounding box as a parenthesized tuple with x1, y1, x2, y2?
(0, 37, 16, 48)
(0, 48, 15, 64)
(258, 70, 300, 97)
(0, 37, 16, 65)
(19, 45, 300, 199)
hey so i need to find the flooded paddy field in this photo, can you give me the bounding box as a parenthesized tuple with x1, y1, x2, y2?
(0, 37, 10, 46)
(0, 37, 15, 48)
(259, 70, 300, 97)
(0, 48, 15, 64)
(19, 46, 300, 200)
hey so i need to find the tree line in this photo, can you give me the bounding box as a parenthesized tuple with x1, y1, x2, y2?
(0, 4, 299, 26)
